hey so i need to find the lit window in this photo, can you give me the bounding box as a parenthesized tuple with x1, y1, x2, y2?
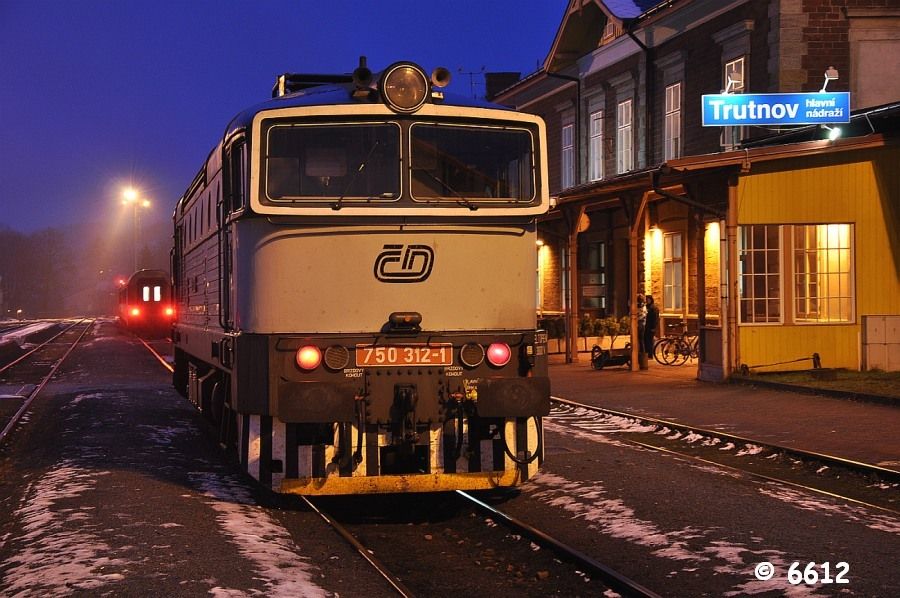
(561, 123, 574, 189)
(617, 99, 633, 174)
(722, 57, 745, 150)
(739, 225, 781, 323)
(143, 286, 150, 302)
(793, 224, 854, 322)
(154, 286, 162, 302)
(663, 233, 683, 311)
(589, 111, 604, 181)
(664, 83, 682, 160)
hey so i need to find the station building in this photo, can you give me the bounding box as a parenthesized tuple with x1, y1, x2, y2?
(493, 0, 900, 378)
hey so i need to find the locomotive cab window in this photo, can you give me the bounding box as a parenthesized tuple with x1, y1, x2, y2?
(410, 124, 535, 204)
(264, 123, 400, 202)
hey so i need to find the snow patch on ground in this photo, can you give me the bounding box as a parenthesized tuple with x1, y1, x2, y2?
(189, 472, 329, 597)
(0, 322, 58, 345)
(736, 444, 765, 456)
(0, 463, 129, 596)
(523, 472, 829, 597)
(757, 485, 900, 535)
(543, 419, 633, 448)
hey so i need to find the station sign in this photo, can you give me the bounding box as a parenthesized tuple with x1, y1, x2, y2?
(701, 92, 850, 126)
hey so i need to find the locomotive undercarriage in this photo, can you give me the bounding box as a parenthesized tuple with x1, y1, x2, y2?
(175, 331, 548, 495)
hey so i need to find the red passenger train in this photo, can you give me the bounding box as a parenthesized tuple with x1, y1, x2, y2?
(118, 269, 174, 337)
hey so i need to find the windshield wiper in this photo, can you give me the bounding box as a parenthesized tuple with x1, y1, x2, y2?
(415, 169, 478, 211)
(332, 140, 381, 211)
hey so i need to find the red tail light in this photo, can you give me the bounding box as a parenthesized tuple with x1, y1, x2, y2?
(164, 306, 175, 317)
(486, 343, 511, 367)
(130, 307, 141, 317)
(296, 345, 322, 370)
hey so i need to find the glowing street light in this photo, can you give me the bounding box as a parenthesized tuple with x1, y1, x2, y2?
(122, 187, 151, 271)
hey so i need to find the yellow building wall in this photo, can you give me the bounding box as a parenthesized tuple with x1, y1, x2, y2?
(736, 146, 900, 370)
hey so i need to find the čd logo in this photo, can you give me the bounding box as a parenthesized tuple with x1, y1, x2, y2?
(374, 244, 434, 283)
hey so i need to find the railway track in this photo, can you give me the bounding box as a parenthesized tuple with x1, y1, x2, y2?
(135, 335, 175, 372)
(0, 318, 94, 444)
(297, 491, 660, 598)
(550, 397, 900, 514)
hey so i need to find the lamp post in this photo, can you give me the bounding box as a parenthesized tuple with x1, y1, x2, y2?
(122, 187, 151, 272)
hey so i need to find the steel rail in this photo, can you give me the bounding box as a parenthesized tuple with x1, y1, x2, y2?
(0, 319, 84, 375)
(622, 432, 900, 516)
(0, 319, 94, 443)
(456, 490, 663, 598)
(552, 396, 900, 481)
(301, 496, 415, 597)
(137, 337, 175, 373)
(551, 397, 900, 515)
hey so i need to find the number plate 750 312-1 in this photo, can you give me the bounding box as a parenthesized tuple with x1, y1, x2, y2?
(355, 344, 453, 367)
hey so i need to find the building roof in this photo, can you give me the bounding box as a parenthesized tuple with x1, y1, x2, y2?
(498, 0, 675, 94)
(602, 0, 666, 19)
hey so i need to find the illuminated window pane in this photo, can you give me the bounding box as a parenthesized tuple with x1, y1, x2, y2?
(792, 224, 853, 322)
(662, 232, 683, 311)
(154, 286, 161, 302)
(143, 286, 150, 302)
(738, 225, 781, 323)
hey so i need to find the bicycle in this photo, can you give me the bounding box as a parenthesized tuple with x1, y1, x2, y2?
(652, 330, 699, 366)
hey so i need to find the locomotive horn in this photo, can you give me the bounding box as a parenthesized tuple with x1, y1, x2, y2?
(431, 67, 451, 88)
(353, 55, 373, 88)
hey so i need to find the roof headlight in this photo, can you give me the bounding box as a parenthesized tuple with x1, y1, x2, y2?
(381, 63, 428, 113)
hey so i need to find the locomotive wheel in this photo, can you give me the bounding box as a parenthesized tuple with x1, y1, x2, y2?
(210, 380, 226, 428)
(173, 348, 189, 398)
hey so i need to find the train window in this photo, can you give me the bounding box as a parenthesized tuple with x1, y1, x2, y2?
(154, 286, 161, 302)
(226, 140, 247, 213)
(410, 124, 535, 204)
(264, 123, 400, 202)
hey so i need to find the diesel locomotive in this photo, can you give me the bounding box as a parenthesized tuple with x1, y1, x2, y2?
(171, 58, 550, 494)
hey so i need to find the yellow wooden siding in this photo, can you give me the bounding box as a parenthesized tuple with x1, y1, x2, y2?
(736, 146, 900, 370)
(739, 324, 860, 370)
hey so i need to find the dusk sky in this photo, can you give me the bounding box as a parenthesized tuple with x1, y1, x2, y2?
(0, 1, 563, 233)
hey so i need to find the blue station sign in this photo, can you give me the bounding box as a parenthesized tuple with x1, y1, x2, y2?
(701, 92, 850, 126)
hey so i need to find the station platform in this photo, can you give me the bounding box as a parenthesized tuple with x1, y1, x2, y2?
(547, 355, 900, 471)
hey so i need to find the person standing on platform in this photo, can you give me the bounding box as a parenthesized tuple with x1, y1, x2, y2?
(644, 294, 659, 361)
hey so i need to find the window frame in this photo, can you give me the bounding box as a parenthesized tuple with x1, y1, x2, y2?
(662, 232, 684, 312)
(561, 122, 575, 189)
(579, 240, 607, 313)
(792, 224, 856, 324)
(664, 82, 682, 161)
(738, 224, 783, 325)
(589, 110, 604, 182)
(616, 99, 633, 174)
(721, 56, 746, 151)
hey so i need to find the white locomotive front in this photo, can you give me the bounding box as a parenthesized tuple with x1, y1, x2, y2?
(172, 59, 550, 494)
